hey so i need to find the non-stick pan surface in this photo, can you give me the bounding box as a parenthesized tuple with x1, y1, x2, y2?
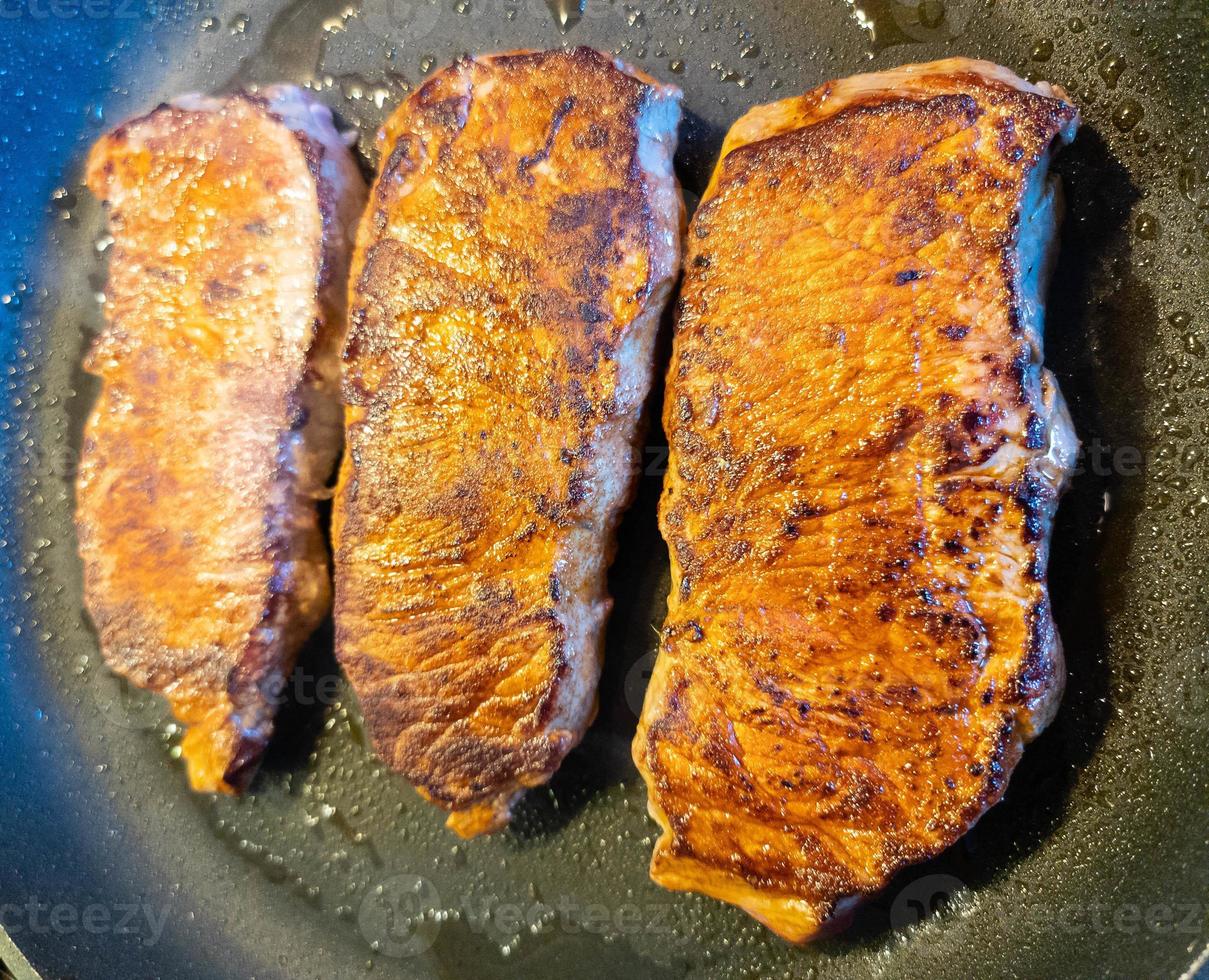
(2, 1, 1208, 977)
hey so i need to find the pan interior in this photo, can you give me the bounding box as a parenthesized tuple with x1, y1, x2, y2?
(4, 0, 1209, 977)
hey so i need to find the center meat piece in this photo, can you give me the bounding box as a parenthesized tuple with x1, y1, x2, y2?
(334, 48, 683, 837)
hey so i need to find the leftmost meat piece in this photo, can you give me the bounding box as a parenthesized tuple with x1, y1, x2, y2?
(77, 87, 367, 792)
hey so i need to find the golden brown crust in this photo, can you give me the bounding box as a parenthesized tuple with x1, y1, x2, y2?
(334, 48, 681, 835)
(633, 60, 1078, 941)
(78, 90, 365, 793)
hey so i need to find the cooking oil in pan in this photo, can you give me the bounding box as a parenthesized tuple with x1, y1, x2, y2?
(18, 0, 1209, 975)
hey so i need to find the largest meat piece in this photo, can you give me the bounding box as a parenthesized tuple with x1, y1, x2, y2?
(79, 87, 366, 792)
(334, 48, 682, 837)
(633, 59, 1079, 941)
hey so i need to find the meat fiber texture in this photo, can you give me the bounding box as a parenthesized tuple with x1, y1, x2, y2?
(634, 58, 1079, 941)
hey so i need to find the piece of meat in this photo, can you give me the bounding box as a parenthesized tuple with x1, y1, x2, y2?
(334, 48, 682, 837)
(78, 87, 367, 792)
(633, 58, 1079, 941)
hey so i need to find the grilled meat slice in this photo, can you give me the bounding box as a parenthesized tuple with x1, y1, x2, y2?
(633, 59, 1079, 941)
(334, 48, 682, 837)
(78, 87, 367, 793)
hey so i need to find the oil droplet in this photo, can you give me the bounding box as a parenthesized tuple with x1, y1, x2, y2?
(545, 0, 585, 31)
(918, 0, 945, 29)
(1031, 39, 1054, 61)
(50, 187, 77, 220)
(1177, 165, 1198, 203)
(321, 11, 350, 32)
(1112, 99, 1144, 132)
(1135, 212, 1159, 241)
(1067, 16, 1084, 32)
(1099, 53, 1126, 89)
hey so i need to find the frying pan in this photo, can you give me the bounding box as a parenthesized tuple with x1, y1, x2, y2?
(2, 0, 1208, 977)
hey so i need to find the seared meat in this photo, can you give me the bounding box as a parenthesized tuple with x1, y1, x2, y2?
(78, 87, 366, 792)
(334, 48, 682, 838)
(633, 59, 1079, 941)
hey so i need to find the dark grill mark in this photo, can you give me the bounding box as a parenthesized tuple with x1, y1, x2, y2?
(518, 96, 576, 177)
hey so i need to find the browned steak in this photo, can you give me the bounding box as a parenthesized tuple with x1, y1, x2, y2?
(334, 48, 682, 836)
(634, 58, 1079, 941)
